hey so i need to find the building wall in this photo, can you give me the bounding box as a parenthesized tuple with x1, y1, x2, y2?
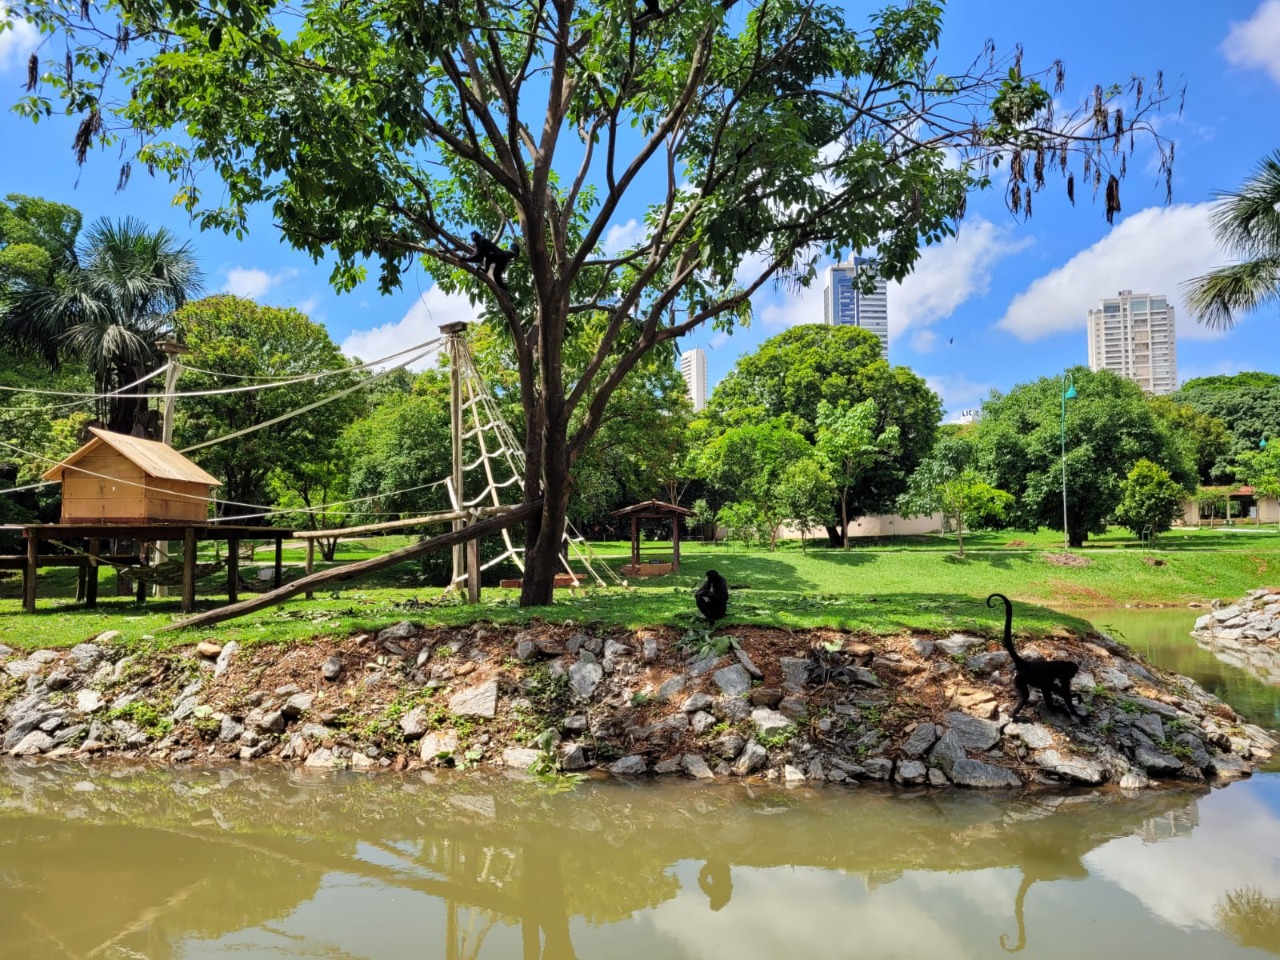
(679, 347, 707, 412)
(58, 450, 213, 523)
(1182, 496, 1280, 525)
(1087, 290, 1178, 395)
(823, 258, 889, 360)
(144, 478, 213, 523)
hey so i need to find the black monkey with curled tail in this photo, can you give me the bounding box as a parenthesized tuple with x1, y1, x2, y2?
(987, 593, 1081, 721)
(463, 231, 521, 290)
(695, 569, 729, 626)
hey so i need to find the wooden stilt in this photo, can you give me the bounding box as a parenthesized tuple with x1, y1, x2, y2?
(182, 527, 197, 613)
(23, 532, 37, 613)
(86, 538, 99, 608)
(466, 535, 481, 603)
(135, 541, 147, 604)
(305, 539, 315, 600)
(76, 563, 87, 603)
(227, 537, 239, 604)
(274, 538, 283, 588)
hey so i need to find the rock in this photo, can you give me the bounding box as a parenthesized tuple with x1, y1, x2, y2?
(213, 641, 239, 679)
(219, 716, 245, 742)
(900, 723, 939, 758)
(67, 643, 103, 669)
(1212, 605, 1242, 622)
(782, 764, 806, 784)
(690, 711, 717, 735)
(1005, 722, 1055, 750)
(718, 696, 751, 723)
(1134, 746, 1183, 775)
(4, 659, 42, 680)
(38, 713, 65, 732)
(850, 666, 881, 688)
(562, 714, 588, 733)
(1207, 751, 1251, 781)
(1128, 695, 1181, 719)
(863, 758, 894, 780)
(936, 634, 986, 656)
(682, 753, 715, 779)
(896, 759, 927, 784)
(686, 653, 725, 677)
(256, 710, 286, 734)
(196, 641, 222, 658)
(400, 706, 430, 739)
(711, 733, 746, 760)
(731, 740, 768, 776)
(735, 648, 764, 679)
(604, 639, 632, 661)
(657, 674, 687, 701)
(93, 630, 121, 645)
(75, 690, 105, 714)
(927, 730, 967, 776)
(0, 644, 12, 661)
(583, 636, 605, 656)
(449, 680, 499, 718)
(1134, 713, 1166, 743)
(779, 697, 808, 721)
(53, 724, 86, 745)
(951, 686, 996, 714)
(275, 683, 302, 696)
(568, 661, 604, 700)
(713, 664, 752, 697)
(240, 742, 271, 760)
(421, 730, 459, 762)
(967, 651, 1011, 675)
(950, 758, 1021, 788)
(1118, 770, 1151, 790)
(378, 621, 418, 645)
(682, 692, 714, 713)
(503, 747, 541, 770)
(910, 638, 936, 658)
(609, 755, 647, 776)
(559, 743, 591, 771)
(1174, 733, 1214, 773)
(321, 657, 343, 681)
(304, 747, 340, 768)
(642, 637, 660, 662)
(749, 687, 783, 708)
(653, 757, 683, 775)
(349, 752, 378, 771)
(1098, 667, 1134, 691)
(927, 767, 949, 787)
(944, 711, 1002, 751)
(1035, 749, 1105, 784)
(751, 708, 792, 739)
(565, 635, 586, 655)
(283, 692, 316, 719)
(10, 730, 54, 756)
(516, 640, 539, 661)
(641, 713, 690, 742)
(779, 657, 810, 688)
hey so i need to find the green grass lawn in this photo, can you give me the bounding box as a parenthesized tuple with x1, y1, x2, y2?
(2, 527, 1276, 652)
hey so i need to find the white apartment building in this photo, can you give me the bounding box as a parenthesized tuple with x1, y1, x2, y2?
(823, 257, 889, 359)
(679, 347, 707, 412)
(1086, 290, 1178, 395)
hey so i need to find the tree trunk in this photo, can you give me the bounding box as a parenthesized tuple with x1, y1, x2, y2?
(841, 493, 849, 549)
(520, 421, 571, 607)
(955, 509, 964, 558)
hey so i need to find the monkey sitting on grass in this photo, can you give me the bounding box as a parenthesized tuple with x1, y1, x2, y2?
(694, 569, 729, 626)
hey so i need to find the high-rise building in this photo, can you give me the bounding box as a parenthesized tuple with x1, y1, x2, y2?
(679, 347, 707, 412)
(1086, 290, 1178, 395)
(823, 257, 889, 359)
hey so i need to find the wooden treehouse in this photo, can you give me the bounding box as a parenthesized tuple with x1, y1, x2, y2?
(3, 429, 285, 614)
(42, 427, 220, 524)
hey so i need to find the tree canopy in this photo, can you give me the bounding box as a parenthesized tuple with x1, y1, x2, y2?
(972, 367, 1193, 547)
(17, 0, 1177, 601)
(896, 435, 1012, 557)
(1174, 373, 1280, 478)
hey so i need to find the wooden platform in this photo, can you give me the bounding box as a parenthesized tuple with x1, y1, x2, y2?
(498, 574, 582, 589)
(619, 562, 673, 577)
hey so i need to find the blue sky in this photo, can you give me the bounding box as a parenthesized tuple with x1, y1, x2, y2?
(1, 0, 1279, 420)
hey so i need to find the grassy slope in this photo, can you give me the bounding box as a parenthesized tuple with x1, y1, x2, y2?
(1, 527, 1276, 651)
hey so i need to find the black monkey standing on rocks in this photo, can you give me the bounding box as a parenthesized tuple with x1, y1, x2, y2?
(463, 231, 520, 289)
(695, 569, 729, 626)
(987, 593, 1081, 721)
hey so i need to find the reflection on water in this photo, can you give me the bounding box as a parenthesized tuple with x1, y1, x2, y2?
(1076, 607, 1280, 767)
(1, 764, 1279, 959)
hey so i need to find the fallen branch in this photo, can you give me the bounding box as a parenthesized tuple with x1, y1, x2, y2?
(161, 501, 542, 631)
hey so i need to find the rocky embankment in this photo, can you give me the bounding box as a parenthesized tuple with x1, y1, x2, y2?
(1, 620, 1274, 789)
(1192, 588, 1280, 685)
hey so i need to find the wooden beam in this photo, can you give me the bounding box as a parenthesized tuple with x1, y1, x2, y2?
(24, 531, 38, 613)
(466, 536, 480, 603)
(305, 538, 315, 600)
(159, 501, 541, 632)
(274, 537, 283, 589)
(85, 538, 99, 608)
(182, 527, 197, 613)
(227, 537, 239, 604)
(290, 506, 506, 540)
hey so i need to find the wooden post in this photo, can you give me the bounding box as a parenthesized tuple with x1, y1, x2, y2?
(23, 531, 37, 614)
(466, 535, 481, 603)
(154, 339, 190, 599)
(305, 539, 315, 600)
(182, 527, 197, 613)
(227, 537, 239, 604)
(86, 538, 99, 608)
(631, 515, 640, 567)
(672, 509, 681, 573)
(76, 562, 87, 603)
(274, 537, 283, 588)
(442, 321, 469, 593)
(135, 541, 147, 604)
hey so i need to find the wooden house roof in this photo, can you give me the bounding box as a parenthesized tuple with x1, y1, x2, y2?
(42, 428, 222, 486)
(610, 499, 693, 517)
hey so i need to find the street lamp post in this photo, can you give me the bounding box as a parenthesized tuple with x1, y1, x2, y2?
(1060, 373, 1077, 552)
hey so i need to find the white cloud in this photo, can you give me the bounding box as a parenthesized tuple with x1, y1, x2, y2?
(925, 372, 993, 419)
(997, 203, 1228, 343)
(910, 330, 937, 353)
(222, 266, 298, 300)
(1222, 1, 1280, 84)
(602, 218, 646, 256)
(0, 7, 37, 72)
(890, 217, 1032, 338)
(340, 284, 476, 369)
(757, 278, 823, 329)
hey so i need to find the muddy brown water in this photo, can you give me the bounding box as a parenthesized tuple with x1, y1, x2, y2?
(1, 610, 1278, 959)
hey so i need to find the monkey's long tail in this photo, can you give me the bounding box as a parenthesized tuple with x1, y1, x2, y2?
(987, 592, 1025, 667)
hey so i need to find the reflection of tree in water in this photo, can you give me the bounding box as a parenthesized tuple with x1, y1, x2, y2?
(1216, 887, 1280, 955)
(0, 767, 1217, 959)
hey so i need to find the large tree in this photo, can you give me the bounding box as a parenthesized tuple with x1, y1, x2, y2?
(1185, 151, 1280, 329)
(1, 215, 201, 434)
(17, 0, 1176, 603)
(1174, 373, 1280, 480)
(972, 367, 1193, 547)
(896, 435, 1012, 557)
(0, 194, 81, 292)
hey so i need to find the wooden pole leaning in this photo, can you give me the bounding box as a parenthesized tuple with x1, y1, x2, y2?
(441, 321, 478, 602)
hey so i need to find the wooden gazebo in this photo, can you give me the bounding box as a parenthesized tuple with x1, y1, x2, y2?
(610, 500, 693, 575)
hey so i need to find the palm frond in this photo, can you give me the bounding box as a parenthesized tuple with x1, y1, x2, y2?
(1182, 256, 1280, 330)
(1208, 150, 1280, 258)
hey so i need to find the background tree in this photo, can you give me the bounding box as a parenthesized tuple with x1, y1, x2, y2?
(174, 296, 363, 519)
(778, 457, 835, 552)
(1112, 458, 1187, 542)
(2, 216, 201, 434)
(1147, 394, 1232, 485)
(896, 436, 1013, 557)
(1174, 373, 1280, 479)
(1185, 151, 1280, 329)
(973, 367, 1193, 547)
(0, 194, 81, 293)
(814, 397, 900, 548)
(19, 0, 1176, 603)
(697, 418, 810, 551)
(1235, 445, 1280, 530)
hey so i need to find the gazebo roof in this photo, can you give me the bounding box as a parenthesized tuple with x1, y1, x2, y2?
(611, 499, 693, 518)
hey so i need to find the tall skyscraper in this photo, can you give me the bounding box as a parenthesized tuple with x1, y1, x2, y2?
(1086, 290, 1178, 395)
(680, 347, 707, 412)
(823, 257, 889, 359)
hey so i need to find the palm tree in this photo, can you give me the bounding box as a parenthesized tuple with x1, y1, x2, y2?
(0, 216, 202, 433)
(1185, 151, 1280, 329)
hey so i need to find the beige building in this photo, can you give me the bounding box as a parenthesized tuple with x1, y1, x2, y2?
(679, 347, 707, 412)
(1087, 290, 1178, 395)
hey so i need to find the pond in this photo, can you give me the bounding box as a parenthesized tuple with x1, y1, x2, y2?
(1, 608, 1278, 960)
